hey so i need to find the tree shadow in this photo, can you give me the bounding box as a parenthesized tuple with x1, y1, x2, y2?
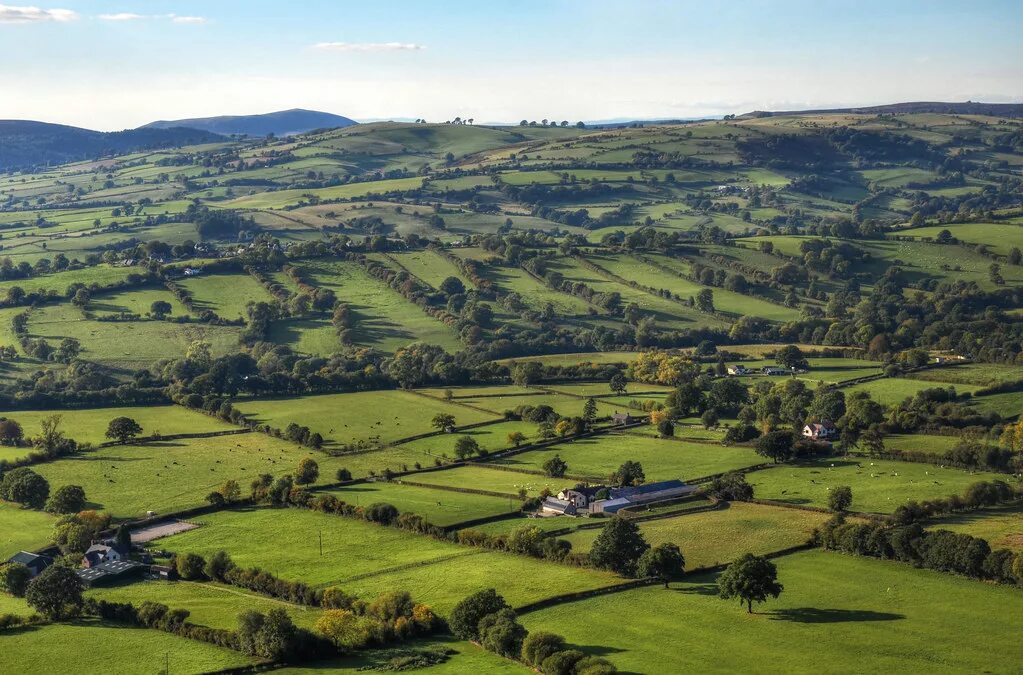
(674, 583, 719, 597)
(767, 607, 904, 623)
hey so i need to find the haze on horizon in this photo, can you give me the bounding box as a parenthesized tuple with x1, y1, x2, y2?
(2, 0, 1022, 131)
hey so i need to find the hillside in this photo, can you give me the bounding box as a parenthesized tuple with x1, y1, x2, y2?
(142, 108, 357, 137)
(0, 121, 224, 170)
(743, 101, 1023, 118)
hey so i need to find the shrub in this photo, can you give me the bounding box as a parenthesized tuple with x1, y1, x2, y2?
(449, 589, 509, 641)
(522, 631, 567, 667)
(175, 552, 206, 580)
(541, 649, 586, 675)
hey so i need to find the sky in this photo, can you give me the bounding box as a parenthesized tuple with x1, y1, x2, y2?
(1, 0, 1022, 130)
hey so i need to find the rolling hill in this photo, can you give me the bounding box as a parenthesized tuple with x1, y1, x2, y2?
(0, 121, 224, 170)
(142, 108, 357, 137)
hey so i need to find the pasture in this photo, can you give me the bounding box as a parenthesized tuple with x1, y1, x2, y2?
(558, 501, 831, 569)
(844, 377, 982, 407)
(0, 620, 253, 674)
(520, 550, 1023, 673)
(927, 503, 1023, 551)
(0, 501, 56, 558)
(32, 433, 328, 518)
(89, 580, 322, 630)
(177, 272, 275, 320)
(231, 390, 499, 449)
(324, 481, 520, 526)
(286, 259, 462, 352)
(747, 458, 1016, 514)
(4, 404, 235, 446)
(158, 506, 620, 613)
(493, 433, 765, 482)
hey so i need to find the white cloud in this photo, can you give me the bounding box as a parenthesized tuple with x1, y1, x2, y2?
(0, 4, 77, 23)
(98, 12, 144, 21)
(312, 41, 424, 52)
(169, 15, 206, 24)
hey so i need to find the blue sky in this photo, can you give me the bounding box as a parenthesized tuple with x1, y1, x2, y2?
(1, 0, 1021, 129)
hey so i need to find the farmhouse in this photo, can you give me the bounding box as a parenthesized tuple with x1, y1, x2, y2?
(5, 551, 53, 578)
(803, 421, 839, 441)
(761, 366, 789, 376)
(82, 543, 128, 568)
(557, 485, 604, 509)
(611, 412, 643, 425)
(727, 365, 750, 376)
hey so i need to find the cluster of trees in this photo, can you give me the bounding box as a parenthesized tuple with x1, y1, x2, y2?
(818, 515, 1023, 585)
(589, 516, 686, 584)
(451, 589, 617, 674)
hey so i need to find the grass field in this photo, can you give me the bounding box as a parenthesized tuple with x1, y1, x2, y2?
(88, 286, 192, 318)
(232, 390, 499, 449)
(89, 580, 322, 630)
(177, 272, 275, 320)
(520, 549, 1023, 673)
(0, 620, 253, 674)
(879, 433, 962, 456)
(559, 502, 831, 569)
(387, 250, 475, 290)
(926, 502, 1023, 551)
(845, 377, 982, 407)
(159, 506, 620, 613)
(5, 404, 235, 446)
(323, 481, 520, 526)
(747, 458, 1016, 514)
(287, 259, 462, 353)
(0, 501, 56, 559)
(395, 420, 538, 459)
(494, 351, 642, 366)
(27, 302, 242, 369)
(493, 433, 765, 482)
(906, 362, 1023, 387)
(32, 433, 330, 518)
(410, 465, 559, 496)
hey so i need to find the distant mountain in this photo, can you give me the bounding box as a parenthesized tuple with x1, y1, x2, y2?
(740, 101, 1023, 118)
(0, 120, 224, 170)
(143, 109, 357, 137)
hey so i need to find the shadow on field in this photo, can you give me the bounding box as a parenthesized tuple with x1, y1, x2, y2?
(768, 607, 904, 623)
(675, 583, 719, 597)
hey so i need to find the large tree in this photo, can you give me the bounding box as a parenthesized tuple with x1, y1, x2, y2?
(25, 565, 83, 619)
(718, 553, 783, 613)
(105, 417, 143, 443)
(0, 467, 50, 508)
(755, 430, 795, 464)
(637, 543, 686, 588)
(611, 460, 645, 487)
(589, 516, 649, 576)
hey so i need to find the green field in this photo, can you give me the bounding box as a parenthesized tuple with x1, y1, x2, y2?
(88, 286, 192, 318)
(411, 465, 559, 497)
(90, 580, 322, 630)
(927, 503, 1023, 551)
(747, 458, 1017, 514)
(324, 480, 520, 526)
(33, 433, 330, 518)
(0, 500, 56, 559)
(880, 433, 962, 456)
(845, 377, 982, 407)
(283, 259, 462, 353)
(559, 502, 832, 569)
(232, 390, 499, 449)
(0, 620, 253, 674)
(177, 272, 275, 320)
(494, 433, 765, 482)
(521, 550, 1023, 673)
(5, 404, 235, 446)
(159, 506, 620, 612)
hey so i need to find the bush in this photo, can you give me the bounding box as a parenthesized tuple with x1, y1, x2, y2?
(522, 631, 566, 666)
(449, 589, 509, 641)
(541, 649, 586, 675)
(44, 484, 85, 514)
(479, 608, 527, 658)
(175, 552, 206, 580)
(0, 563, 32, 597)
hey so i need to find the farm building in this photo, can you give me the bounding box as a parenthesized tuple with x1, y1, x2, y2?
(5, 551, 53, 578)
(727, 365, 750, 376)
(803, 421, 839, 441)
(591, 479, 696, 513)
(76, 560, 144, 588)
(761, 367, 790, 376)
(541, 497, 578, 515)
